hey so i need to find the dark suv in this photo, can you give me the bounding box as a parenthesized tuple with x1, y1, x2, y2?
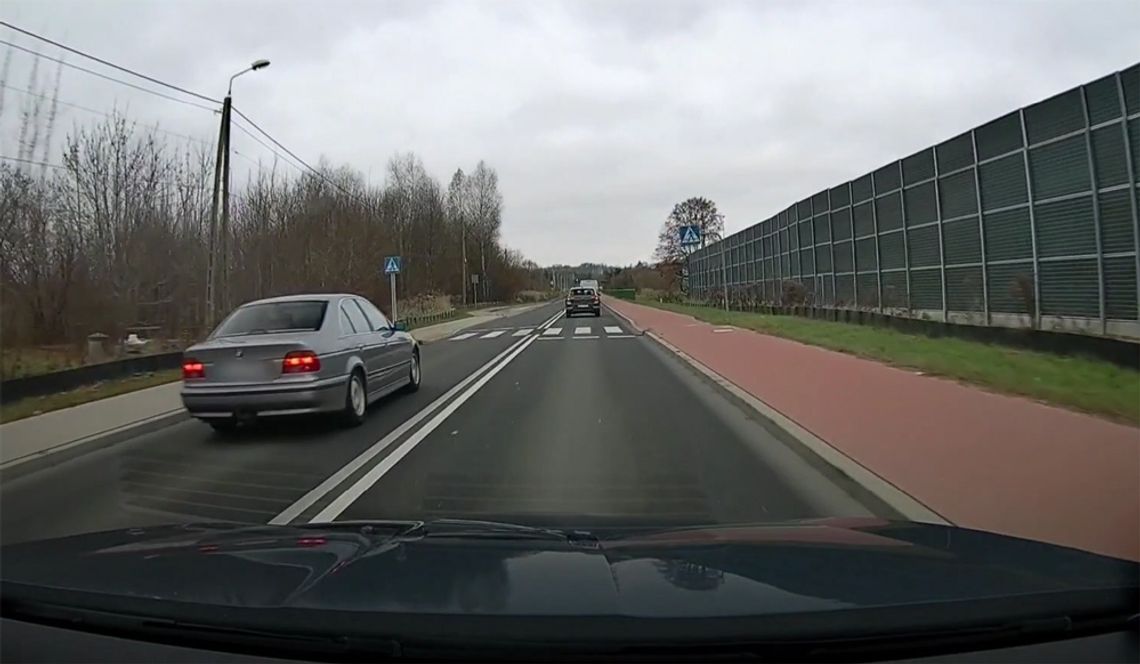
(565, 287, 600, 317)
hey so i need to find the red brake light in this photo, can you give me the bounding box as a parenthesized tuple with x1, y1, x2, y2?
(182, 359, 205, 380)
(282, 350, 320, 373)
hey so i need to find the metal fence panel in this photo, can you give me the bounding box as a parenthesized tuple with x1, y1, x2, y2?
(686, 64, 1140, 338)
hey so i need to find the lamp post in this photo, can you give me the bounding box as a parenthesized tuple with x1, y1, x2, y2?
(206, 59, 270, 325)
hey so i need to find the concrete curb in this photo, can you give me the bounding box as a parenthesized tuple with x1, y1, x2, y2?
(0, 409, 190, 482)
(608, 300, 949, 525)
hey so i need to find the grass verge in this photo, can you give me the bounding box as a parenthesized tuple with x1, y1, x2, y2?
(639, 301, 1140, 425)
(0, 370, 181, 425)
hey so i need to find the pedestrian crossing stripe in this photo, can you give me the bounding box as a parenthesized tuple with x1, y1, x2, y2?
(448, 325, 632, 341)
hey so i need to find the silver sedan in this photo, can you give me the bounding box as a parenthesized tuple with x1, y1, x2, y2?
(180, 293, 420, 432)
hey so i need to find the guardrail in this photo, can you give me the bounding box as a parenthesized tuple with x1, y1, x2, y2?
(400, 302, 507, 330)
(0, 352, 183, 406)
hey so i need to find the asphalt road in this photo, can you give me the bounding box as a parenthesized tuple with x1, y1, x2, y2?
(1, 302, 884, 545)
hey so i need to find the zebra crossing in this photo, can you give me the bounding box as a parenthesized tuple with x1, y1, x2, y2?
(449, 325, 634, 342)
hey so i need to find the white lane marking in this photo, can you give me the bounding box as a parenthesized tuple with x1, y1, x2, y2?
(572, 335, 599, 339)
(311, 333, 541, 522)
(607, 334, 635, 338)
(269, 333, 533, 525)
(450, 332, 477, 341)
(603, 326, 623, 334)
(542, 327, 562, 336)
(574, 326, 590, 335)
(480, 330, 506, 339)
(272, 308, 563, 525)
(511, 328, 532, 337)
(536, 336, 561, 341)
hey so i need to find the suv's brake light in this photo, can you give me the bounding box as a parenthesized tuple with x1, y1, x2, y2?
(282, 350, 320, 373)
(182, 359, 205, 380)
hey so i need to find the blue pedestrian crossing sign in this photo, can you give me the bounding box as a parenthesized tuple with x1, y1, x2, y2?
(384, 256, 401, 274)
(679, 225, 701, 246)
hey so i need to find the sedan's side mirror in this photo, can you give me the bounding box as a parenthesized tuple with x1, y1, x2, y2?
(393, 321, 408, 332)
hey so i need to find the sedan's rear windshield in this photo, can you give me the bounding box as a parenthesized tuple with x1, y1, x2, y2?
(571, 288, 595, 296)
(213, 301, 328, 337)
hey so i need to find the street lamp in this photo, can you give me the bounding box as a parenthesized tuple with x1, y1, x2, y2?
(206, 59, 271, 324)
(228, 58, 271, 95)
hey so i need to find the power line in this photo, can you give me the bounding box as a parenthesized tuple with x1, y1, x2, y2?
(0, 39, 217, 113)
(0, 82, 214, 147)
(231, 105, 377, 207)
(229, 117, 305, 173)
(1, 154, 64, 169)
(0, 21, 220, 104)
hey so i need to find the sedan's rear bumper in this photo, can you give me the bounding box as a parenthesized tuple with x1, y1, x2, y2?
(181, 375, 347, 419)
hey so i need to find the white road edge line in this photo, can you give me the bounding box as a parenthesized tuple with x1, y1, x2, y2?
(310, 332, 541, 522)
(643, 328, 950, 525)
(270, 308, 562, 525)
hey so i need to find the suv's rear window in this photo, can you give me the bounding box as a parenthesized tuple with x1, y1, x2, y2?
(571, 288, 595, 296)
(213, 301, 328, 337)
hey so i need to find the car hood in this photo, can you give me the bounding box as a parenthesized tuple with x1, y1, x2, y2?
(2, 517, 1136, 618)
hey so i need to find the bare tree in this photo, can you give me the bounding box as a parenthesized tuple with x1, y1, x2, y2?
(655, 196, 724, 264)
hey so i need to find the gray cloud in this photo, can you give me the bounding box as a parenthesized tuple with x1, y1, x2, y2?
(3, 0, 1137, 265)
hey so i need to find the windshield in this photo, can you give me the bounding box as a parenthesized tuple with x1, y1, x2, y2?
(212, 301, 327, 337)
(1, 1, 1137, 657)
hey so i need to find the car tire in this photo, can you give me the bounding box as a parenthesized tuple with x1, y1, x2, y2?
(401, 350, 421, 394)
(339, 370, 367, 428)
(209, 419, 239, 434)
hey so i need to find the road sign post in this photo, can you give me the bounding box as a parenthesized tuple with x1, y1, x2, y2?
(384, 256, 402, 321)
(471, 273, 479, 306)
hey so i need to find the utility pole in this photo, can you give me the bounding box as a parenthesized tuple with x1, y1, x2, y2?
(461, 220, 468, 306)
(206, 100, 227, 327)
(218, 95, 233, 314)
(480, 241, 487, 301)
(205, 59, 270, 328)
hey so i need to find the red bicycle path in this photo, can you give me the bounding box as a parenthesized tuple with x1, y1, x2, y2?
(606, 297, 1140, 562)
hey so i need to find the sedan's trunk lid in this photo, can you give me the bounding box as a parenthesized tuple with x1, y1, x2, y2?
(185, 333, 318, 384)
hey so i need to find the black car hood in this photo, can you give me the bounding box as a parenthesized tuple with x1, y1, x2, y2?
(2, 517, 1136, 618)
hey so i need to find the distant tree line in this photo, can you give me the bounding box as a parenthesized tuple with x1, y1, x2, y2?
(1, 87, 544, 347)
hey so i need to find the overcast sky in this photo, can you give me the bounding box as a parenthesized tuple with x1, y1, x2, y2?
(2, 1, 1138, 265)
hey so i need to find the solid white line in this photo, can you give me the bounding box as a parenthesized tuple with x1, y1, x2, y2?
(536, 336, 561, 341)
(574, 326, 590, 335)
(271, 308, 562, 525)
(511, 328, 532, 337)
(572, 335, 600, 339)
(268, 334, 532, 525)
(450, 332, 477, 341)
(310, 334, 541, 522)
(480, 330, 506, 338)
(542, 327, 562, 336)
(604, 326, 623, 334)
(606, 334, 635, 338)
